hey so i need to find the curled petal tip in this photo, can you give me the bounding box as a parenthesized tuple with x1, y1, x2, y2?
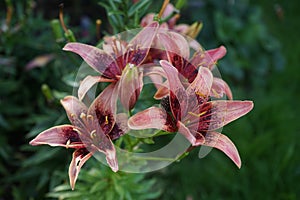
(112, 166, 119, 173)
(107, 158, 119, 172)
(204, 132, 241, 169)
(237, 161, 242, 169)
(29, 139, 36, 146)
(241, 101, 254, 115)
(62, 42, 82, 52)
(105, 149, 119, 172)
(62, 42, 75, 51)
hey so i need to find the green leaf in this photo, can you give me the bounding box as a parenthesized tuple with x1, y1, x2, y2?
(128, 0, 151, 17)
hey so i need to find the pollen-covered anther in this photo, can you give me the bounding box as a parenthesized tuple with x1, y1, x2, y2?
(127, 44, 134, 51)
(87, 114, 94, 121)
(211, 89, 219, 97)
(90, 130, 96, 139)
(128, 63, 135, 68)
(73, 128, 82, 135)
(195, 91, 206, 98)
(105, 116, 109, 125)
(188, 111, 207, 117)
(80, 112, 86, 119)
(66, 139, 71, 148)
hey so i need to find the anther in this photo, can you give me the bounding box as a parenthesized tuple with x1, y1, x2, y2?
(96, 19, 102, 40)
(188, 111, 207, 117)
(66, 139, 71, 148)
(129, 63, 135, 68)
(73, 128, 82, 135)
(211, 89, 219, 97)
(105, 116, 109, 125)
(87, 114, 93, 120)
(90, 130, 96, 138)
(80, 112, 86, 119)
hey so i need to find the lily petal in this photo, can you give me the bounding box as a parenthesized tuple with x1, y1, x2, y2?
(92, 120, 119, 172)
(211, 78, 233, 100)
(187, 66, 213, 103)
(178, 121, 205, 146)
(154, 83, 169, 100)
(190, 46, 227, 70)
(207, 46, 227, 64)
(69, 148, 93, 190)
(119, 65, 143, 110)
(128, 107, 176, 132)
(126, 22, 159, 65)
(88, 83, 119, 134)
(142, 66, 166, 90)
(29, 125, 84, 148)
(203, 131, 241, 168)
(157, 32, 198, 83)
(209, 100, 254, 131)
(63, 43, 120, 79)
(78, 75, 114, 101)
(158, 31, 190, 60)
(160, 60, 188, 120)
(104, 148, 119, 172)
(103, 35, 127, 57)
(60, 96, 88, 129)
(109, 113, 129, 140)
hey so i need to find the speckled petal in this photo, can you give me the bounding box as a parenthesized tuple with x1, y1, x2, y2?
(160, 60, 188, 120)
(69, 148, 93, 190)
(88, 83, 118, 134)
(63, 42, 120, 79)
(60, 96, 88, 129)
(208, 100, 254, 131)
(78, 75, 114, 101)
(178, 121, 205, 146)
(128, 107, 176, 132)
(29, 125, 84, 148)
(203, 131, 241, 168)
(211, 78, 233, 100)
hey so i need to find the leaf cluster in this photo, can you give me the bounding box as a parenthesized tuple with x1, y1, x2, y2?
(47, 160, 161, 200)
(99, 0, 152, 33)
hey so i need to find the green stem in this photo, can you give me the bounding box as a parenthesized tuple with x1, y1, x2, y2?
(132, 156, 176, 162)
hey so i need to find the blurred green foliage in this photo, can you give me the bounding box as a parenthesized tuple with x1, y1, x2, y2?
(157, 0, 300, 199)
(0, 1, 75, 199)
(47, 160, 161, 200)
(99, 0, 152, 33)
(0, 0, 299, 199)
(185, 0, 285, 87)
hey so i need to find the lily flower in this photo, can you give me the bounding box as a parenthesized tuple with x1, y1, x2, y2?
(29, 89, 127, 189)
(63, 22, 159, 110)
(128, 60, 253, 168)
(152, 30, 232, 100)
(141, 3, 202, 39)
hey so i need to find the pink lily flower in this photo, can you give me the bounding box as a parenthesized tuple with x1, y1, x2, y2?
(141, 3, 202, 39)
(128, 60, 253, 168)
(152, 30, 232, 100)
(63, 22, 159, 110)
(29, 88, 128, 189)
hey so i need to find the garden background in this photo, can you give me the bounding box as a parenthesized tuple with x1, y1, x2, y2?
(0, 0, 299, 199)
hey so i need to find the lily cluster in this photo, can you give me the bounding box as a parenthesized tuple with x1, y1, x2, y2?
(30, 21, 253, 189)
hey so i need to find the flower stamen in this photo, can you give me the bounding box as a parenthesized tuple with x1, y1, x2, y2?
(80, 112, 86, 119)
(73, 128, 82, 135)
(105, 116, 109, 125)
(188, 111, 207, 117)
(158, 0, 170, 19)
(195, 91, 206, 98)
(66, 139, 71, 148)
(90, 130, 96, 139)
